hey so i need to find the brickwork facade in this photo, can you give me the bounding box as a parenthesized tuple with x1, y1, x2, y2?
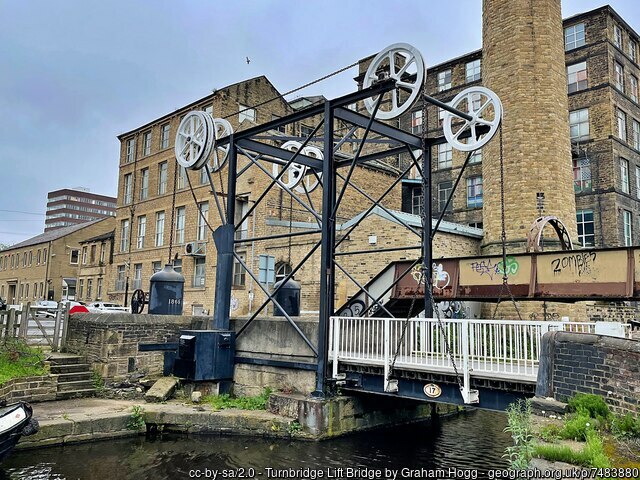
(0, 217, 115, 305)
(75, 230, 114, 304)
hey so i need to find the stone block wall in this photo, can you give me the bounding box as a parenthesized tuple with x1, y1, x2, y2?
(586, 301, 638, 323)
(536, 331, 640, 414)
(0, 375, 58, 403)
(65, 313, 207, 379)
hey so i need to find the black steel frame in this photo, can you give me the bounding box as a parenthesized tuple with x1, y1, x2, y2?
(210, 78, 482, 397)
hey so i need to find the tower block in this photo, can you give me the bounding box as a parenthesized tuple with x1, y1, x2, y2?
(481, 0, 577, 254)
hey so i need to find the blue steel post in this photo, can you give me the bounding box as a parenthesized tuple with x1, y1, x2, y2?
(212, 136, 237, 331)
(423, 140, 433, 318)
(313, 101, 335, 397)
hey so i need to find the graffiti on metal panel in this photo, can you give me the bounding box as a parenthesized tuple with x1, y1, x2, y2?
(469, 256, 519, 280)
(432, 263, 450, 291)
(437, 301, 467, 319)
(411, 264, 425, 284)
(551, 251, 597, 276)
(337, 299, 366, 318)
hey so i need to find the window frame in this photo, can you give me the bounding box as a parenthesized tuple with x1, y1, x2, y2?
(567, 62, 588, 93)
(437, 69, 452, 91)
(621, 157, 630, 194)
(465, 59, 481, 83)
(564, 23, 585, 51)
(142, 131, 152, 156)
(175, 207, 186, 244)
(155, 211, 165, 247)
(576, 209, 595, 247)
(137, 215, 146, 249)
(193, 257, 206, 288)
(438, 181, 453, 213)
(569, 108, 589, 142)
(160, 123, 171, 149)
(623, 209, 633, 246)
(466, 176, 483, 209)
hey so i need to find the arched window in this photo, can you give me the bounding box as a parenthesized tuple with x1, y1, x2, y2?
(275, 262, 292, 283)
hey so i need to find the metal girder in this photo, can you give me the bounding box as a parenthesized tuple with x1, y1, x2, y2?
(237, 138, 323, 171)
(334, 107, 422, 149)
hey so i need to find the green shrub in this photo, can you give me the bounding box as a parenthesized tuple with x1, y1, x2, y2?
(204, 387, 272, 411)
(612, 413, 640, 439)
(503, 399, 535, 469)
(560, 410, 594, 441)
(127, 405, 145, 431)
(539, 423, 562, 443)
(567, 393, 610, 420)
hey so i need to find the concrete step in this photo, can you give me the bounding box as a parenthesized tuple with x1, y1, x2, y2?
(56, 389, 96, 401)
(50, 363, 92, 375)
(57, 380, 95, 392)
(48, 354, 84, 366)
(56, 372, 92, 383)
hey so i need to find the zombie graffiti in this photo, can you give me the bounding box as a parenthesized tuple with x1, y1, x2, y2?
(551, 251, 597, 277)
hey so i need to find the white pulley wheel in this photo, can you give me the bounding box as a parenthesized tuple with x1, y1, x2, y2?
(175, 111, 213, 170)
(294, 145, 322, 194)
(208, 117, 233, 172)
(442, 86, 502, 152)
(193, 112, 215, 170)
(363, 43, 425, 120)
(272, 141, 323, 192)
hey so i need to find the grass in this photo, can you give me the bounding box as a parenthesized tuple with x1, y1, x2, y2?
(203, 387, 272, 411)
(127, 405, 145, 431)
(0, 339, 46, 385)
(533, 431, 610, 468)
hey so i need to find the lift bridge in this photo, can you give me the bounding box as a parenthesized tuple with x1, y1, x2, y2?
(171, 44, 634, 411)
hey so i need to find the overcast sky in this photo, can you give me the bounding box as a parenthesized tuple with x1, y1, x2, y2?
(1, 1, 638, 245)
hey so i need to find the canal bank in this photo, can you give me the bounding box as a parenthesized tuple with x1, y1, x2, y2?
(17, 394, 452, 450)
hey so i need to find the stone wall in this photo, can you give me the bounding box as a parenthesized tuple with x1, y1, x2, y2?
(586, 301, 639, 323)
(65, 313, 207, 379)
(536, 331, 640, 414)
(0, 375, 58, 403)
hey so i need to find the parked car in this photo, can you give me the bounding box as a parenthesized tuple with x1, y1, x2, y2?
(86, 302, 130, 313)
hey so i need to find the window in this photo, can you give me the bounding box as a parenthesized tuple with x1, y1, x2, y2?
(577, 210, 595, 247)
(152, 261, 162, 274)
(97, 278, 103, 299)
(437, 143, 452, 169)
(70, 249, 79, 264)
(28, 251, 32, 266)
(125, 138, 135, 163)
(569, 109, 589, 141)
(469, 222, 483, 229)
(437, 69, 452, 91)
(177, 166, 186, 190)
(233, 253, 246, 286)
(137, 216, 146, 249)
(25, 283, 29, 299)
(123, 173, 133, 205)
(621, 158, 630, 193)
(161, 124, 170, 149)
(630, 40, 637, 63)
(158, 162, 168, 194)
(143, 131, 152, 156)
(636, 166, 640, 199)
(234, 197, 249, 240)
(469, 149, 482, 164)
(411, 110, 423, 134)
(140, 168, 149, 200)
(173, 258, 182, 274)
(573, 157, 592, 193)
(43, 248, 47, 264)
(438, 107, 446, 126)
(78, 280, 83, 299)
(438, 181, 453, 213)
(614, 25, 623, 49)
(634, 120, 640, 150)
(197, 202, 209, 241)
(200, 163, 209, 184)
(175, 207, 185, 244)
(100, 243, 106, 264)
(466, 176, 483, 208)
(466, 59, 481, 83)
(90, 245, 96, 264)
(116, 265, 126, 290)
(567, 62, 587, 93)
(275, 262, 292, 283)
(82, 246, 87, 265)
(155, 211, 165, 247)
(300, 124, 314, 138)
(87, 279, 92, 300)
(120, 219, 130, 252)
(193, 258, 206, 287)
(22, 253, 26, 267)
(615, 62, 625, 92)
(565, 23, 585, 50)
(271, 114, 287, 134)
(411, 187, 423, 216)
(133, 264, 142, 290)
(617, 109, 627, 141)
(623, 210, 633, 246)
(239, 104, 256, 123)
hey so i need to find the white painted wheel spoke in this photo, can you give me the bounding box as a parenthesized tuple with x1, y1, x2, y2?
(364, 43, 424, 120)
(443, 86, 502, 152)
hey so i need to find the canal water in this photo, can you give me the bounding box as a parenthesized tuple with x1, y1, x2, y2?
(0, 410, 511, 480)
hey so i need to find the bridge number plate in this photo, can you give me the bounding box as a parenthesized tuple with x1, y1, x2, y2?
(423, 383, 442, 398)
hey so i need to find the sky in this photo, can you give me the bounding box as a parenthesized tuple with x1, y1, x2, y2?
(1, 0, 639, 246)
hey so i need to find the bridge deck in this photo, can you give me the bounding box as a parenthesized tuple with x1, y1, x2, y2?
(334, 354, 538, 383)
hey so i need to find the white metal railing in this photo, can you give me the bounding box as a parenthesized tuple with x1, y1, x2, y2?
(329, 317, 623, 404)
